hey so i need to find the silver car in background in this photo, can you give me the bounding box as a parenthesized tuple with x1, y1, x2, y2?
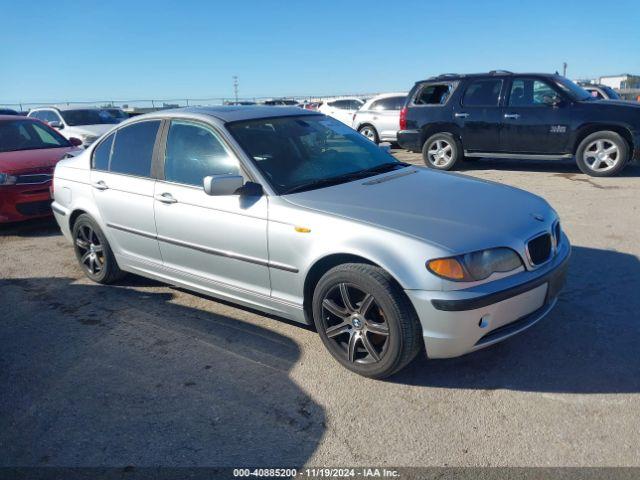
(27, 106, 121, 147)
(352, 92, 407, 144)
(51, 107, 569, 378)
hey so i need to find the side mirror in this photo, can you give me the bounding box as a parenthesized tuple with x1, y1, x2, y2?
(543, 95, 563, 107)
(379, 142, 392, 153)
(49, 121, 63, 129)
(69, 137, 83, 147)
(203, 174, 245, 196)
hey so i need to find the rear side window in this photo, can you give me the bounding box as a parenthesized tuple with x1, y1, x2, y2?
(92, 133, 115, 170)
(414, 84, 452, 105)
(109, 121, 161, 177)
(371, 96, 407, 111)
(328, 100, 350, 109)
(462, 79, 503, 106)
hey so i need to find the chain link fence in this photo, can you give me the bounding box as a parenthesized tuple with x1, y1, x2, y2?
(0, 93, 382, 114)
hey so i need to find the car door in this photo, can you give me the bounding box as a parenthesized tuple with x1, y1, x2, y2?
(501, 77, 572, 154)
(455, 78, 506, 152)
(371, 96, 405, 140)
(153, 119, 270, 297)
(90, 119, 163, 264)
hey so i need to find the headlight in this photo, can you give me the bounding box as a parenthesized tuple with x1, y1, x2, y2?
(0, 173, 17, 185)
(427, 247, 523, 282)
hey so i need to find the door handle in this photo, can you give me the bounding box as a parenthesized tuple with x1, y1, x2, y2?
(504, 113, 521, 119)
(92, 180, 108, 190)
(155, 193, 177, 204)
(454, 113, 469, 118)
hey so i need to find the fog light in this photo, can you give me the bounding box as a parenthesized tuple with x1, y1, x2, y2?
(478, 315, 490, 329)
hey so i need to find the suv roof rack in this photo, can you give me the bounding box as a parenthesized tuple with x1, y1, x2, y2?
(488, 70, 513, 75)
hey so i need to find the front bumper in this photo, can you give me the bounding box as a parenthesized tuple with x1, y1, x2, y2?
(0, 184, 54, 223)
(406, 236, 570, 359)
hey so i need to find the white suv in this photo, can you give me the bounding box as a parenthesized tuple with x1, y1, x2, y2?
(352, 93, 407, 144)
(318, 97, 364, 125)
(27, 107, 120, 147)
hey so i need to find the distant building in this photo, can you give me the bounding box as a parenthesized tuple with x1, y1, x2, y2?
(598, 74, 640, 90)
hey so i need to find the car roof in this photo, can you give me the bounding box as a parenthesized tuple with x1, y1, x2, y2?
(0, 114, 37, 121)
(369, 92, 407, 99)
(29, 105, 106, 112)
(144, 106, 320, 123)
(416, 71, 561, 83)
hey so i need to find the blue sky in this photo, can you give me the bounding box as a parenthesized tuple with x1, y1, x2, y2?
(2, 0, 639, 104)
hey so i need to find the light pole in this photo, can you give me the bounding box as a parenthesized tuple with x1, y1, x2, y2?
(562, 62, 567, 77)
(233, 76, 239, 104)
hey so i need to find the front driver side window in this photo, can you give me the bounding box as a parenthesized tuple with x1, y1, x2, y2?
(508, 79, 559, 106)
(164, 121, 240, 187)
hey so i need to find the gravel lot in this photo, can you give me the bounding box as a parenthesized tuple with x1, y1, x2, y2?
(1, 152, 639, 468)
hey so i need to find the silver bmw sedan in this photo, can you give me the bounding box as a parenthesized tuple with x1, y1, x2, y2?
(51, 106, 570, 378)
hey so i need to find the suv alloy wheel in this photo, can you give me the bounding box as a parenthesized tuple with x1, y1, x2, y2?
(576, 131, 629, 177)
(422, 133, 462, 170)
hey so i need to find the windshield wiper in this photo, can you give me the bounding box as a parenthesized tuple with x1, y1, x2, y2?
(357, 161, 410, 175)
(282, 162, 410, 195)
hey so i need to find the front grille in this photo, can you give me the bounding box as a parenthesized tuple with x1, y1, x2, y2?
(527, 233, 552, 265)
(15, 173, 53, 185)
(553, 221, 562, 246)
(15, 200, 52, 216)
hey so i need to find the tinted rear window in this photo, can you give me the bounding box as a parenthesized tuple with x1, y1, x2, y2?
(371, 96, 407, 110)
(462, 79, 503, 106)
(92, 132, 115, 170)
(414, 84, 452, 105)
(109, 121, 160, 177)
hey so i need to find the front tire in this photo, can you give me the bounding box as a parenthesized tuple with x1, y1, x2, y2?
(422, 132, 462, 170)
(312, 263, 422, 379)
(575, 131, 629, 177)
(72, 214, 124, 284)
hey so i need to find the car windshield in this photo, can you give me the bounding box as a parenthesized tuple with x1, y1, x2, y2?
(227, 115, 408, 194)
(59, 109, 120, 126)
(103, 109, 128, 121)
(0, 119, 71, 153)
(554, 77, 592, 101)
(601, 86, 620, 99)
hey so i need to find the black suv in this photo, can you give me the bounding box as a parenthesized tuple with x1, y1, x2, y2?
(397, 71, 640, 176)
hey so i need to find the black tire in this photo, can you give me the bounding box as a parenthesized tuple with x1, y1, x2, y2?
(72, 214, 125, 284)
(358, 124, 379, 144)
(422, 132, 463, 170)
(575, 131, 629, 177)
(312, 263, 422, 379)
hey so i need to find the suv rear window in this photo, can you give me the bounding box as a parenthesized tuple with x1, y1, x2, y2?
(414, 84, 452, 105)
(462, 79, 503, 106)
(370, 96, 406, 111)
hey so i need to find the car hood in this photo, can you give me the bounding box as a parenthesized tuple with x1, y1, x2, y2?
(283, 167, 554, 254)
(581, 99, 640, 109)
(0, 146, 80, 175)
(66, 124, 113, 137)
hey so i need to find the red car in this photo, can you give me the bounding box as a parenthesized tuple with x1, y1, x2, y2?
(0, 116, 82, 223)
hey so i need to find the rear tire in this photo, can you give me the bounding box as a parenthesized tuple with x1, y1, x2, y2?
(312, 263, 422, 379)
(575, 131, 628, 177)
(72, 214, 125, 284)
(358, 124, 379, 144)
(422, 132, 462, 170)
